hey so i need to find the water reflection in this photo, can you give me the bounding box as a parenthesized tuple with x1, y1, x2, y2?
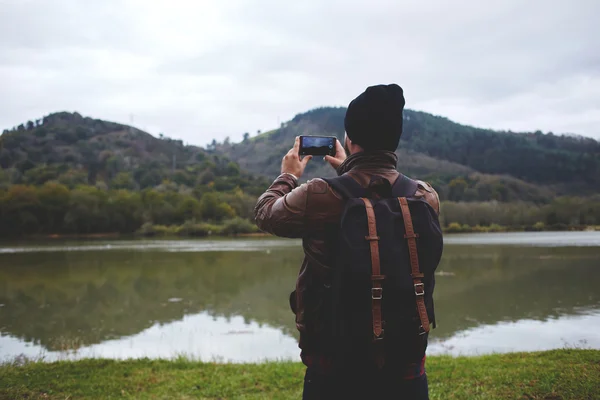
(1, 312, 300, 363)
(0, 247, 302, 350)
(0, 239, 297, 254)
(0, 234, 599, 361)
(428, 310, 600, 355)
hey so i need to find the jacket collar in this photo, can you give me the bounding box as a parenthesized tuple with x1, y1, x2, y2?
(337, 150, 398, 176)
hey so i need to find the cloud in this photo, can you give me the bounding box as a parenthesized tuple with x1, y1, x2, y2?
(0, 0, 599, 145)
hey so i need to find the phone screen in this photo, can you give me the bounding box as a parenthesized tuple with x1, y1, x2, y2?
(299, 136, 336, 156)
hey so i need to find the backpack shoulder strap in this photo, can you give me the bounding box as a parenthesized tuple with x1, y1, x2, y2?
(361, 197, 385, 368)
(398, 197, 430, 335)
(322, 174, 367, 199)
(391, 174, 419, 198)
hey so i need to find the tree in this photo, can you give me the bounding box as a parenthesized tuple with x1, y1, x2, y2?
(58, 169, 88, 188)
(199, 192, 235, 221)
(0, 168, 9, 189)
(243, 132, 250, 142)
(448, 178, 468, 201)
(0, 149, 12, 168)
(111, 172, 136, 190)
(1, 185, 41, 235)
(176, 196, 202, 221)
(197, 170, 215, 186)
(107, 190, 143, 232)
(225, 162, 240, 176)
(171, 170, 193, 187)
(105, 155, 123, 180)
(23, 165, 59, 185)
(37, 182, 70, 233)
(206, 139, 218, 152)
(138, 169, 163, 189)
(63, 186, 109, 233)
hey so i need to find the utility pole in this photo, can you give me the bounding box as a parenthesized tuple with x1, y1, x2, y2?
(129, 114, 134, 135)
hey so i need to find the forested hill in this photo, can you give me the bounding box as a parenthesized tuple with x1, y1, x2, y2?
(0, 112, 270, 237)
(216, 107, 600, 201)
(0, 110, 599, 236)
(0, 112, 267, 195)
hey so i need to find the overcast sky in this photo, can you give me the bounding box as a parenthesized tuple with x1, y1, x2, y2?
(1, 0, 599, 145)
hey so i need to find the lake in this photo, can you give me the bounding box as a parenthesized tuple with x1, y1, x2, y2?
(1, 232, 599, 363)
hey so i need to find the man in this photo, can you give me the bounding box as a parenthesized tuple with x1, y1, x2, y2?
(254, 84, 442, 399)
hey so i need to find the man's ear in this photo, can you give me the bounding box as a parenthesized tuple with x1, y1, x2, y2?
(345, 135, 364, 155)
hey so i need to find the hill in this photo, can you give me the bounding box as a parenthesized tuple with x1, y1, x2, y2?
(1, 110, 599, 236)
(0, 112, 269, 237)
(215, 107, 600, 202)
(0, 112, 267, 195)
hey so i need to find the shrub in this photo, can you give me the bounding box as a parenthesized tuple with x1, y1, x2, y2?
(445, 222, 465, 233)
(549, 223, 569, 231)
(488, 224, 505, 232)
(529, 221, 546, 231)
(177, 220, 212, 237)
(137, 223, 178, 236)
(220, 217, 258, 235)
(471, 225, 489, 233)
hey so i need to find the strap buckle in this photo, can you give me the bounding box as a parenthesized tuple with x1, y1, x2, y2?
(371, 287, 383, 300)
(374, 329, 385, 341)
(414, 283, 425, 296)
(418, 325, 427, 336)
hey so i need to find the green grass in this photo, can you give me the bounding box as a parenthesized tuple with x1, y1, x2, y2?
(1, 350, 598, 399)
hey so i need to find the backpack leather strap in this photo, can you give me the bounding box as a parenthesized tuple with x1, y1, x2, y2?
(361, 198, 385, 341)
(398, 197, 430, 335)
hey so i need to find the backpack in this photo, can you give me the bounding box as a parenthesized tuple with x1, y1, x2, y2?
(321, 174, 443, 370)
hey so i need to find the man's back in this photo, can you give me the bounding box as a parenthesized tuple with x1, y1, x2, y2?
(253, 84, 441, 399)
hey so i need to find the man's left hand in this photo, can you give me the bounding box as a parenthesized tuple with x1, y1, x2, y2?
(281, 137, 312, 179)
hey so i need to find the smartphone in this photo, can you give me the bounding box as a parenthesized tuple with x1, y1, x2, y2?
(299, 135, 337, 156)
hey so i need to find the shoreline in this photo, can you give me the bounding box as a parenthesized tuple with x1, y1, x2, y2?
(1, 225, 598, 241)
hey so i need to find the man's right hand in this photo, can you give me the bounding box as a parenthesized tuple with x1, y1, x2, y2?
(324, 139, 347, 170)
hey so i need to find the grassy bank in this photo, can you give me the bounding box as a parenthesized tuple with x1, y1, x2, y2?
(443, 222, 600, 234)
(136, 217, 259, 237)
(1, 350, 598, 399)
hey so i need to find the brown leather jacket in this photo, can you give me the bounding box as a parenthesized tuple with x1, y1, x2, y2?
(254, 151, 440, 350)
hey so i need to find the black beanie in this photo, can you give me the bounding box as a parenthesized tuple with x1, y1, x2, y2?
(344, 84, 405, 152)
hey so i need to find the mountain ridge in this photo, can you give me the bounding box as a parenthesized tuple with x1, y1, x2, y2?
(215, 107, 600, 201)
(0, 111, 268, 196)
(2, 108, 599, 203)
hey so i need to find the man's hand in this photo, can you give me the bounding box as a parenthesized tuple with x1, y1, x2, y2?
(281, 137, 312, 179)
(324, 138, 347, 169)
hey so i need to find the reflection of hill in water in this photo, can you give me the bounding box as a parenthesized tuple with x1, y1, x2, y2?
(1, 242, 599, 351)
(0, 248, 302, 350)
(432, 246, 600, 339)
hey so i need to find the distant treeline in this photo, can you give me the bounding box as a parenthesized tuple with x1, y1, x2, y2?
(441, 197, 600, 232)
(218, 107, 600, 195)
(1, 181, 599, 238)
(0, 182, 259, 237)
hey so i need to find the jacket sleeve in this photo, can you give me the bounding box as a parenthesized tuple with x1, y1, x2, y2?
(253, 173, 311, 238)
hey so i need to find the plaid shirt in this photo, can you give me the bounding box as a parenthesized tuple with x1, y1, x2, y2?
(301, 351, 426, 379)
